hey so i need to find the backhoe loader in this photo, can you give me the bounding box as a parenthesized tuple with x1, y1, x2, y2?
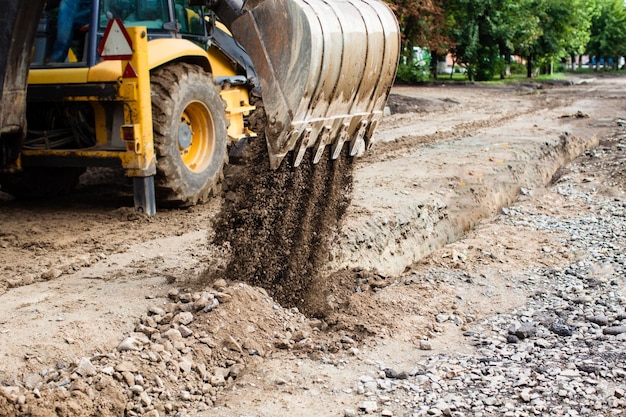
(0, 0, 399, 215)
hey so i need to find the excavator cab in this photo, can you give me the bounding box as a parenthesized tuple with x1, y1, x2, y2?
(31, 0, 211, 66)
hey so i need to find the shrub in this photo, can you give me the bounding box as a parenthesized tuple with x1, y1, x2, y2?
(396, 52, 432, 84)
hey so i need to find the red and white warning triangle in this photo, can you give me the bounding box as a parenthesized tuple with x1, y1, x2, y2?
(98, 18, 134, 60)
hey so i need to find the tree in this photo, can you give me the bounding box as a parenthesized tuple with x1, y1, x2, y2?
(526, 0, 592, 75)
(443, 0, 492, 81)
(388, 0, 452, 81)
(387, 0, 624, 81)
(492, 0, 542, 77)
(443, 0, 538, 81)
(587, 0, 626, 70)
(565, 0, 598, 70)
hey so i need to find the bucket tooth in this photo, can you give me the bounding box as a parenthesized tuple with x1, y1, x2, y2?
(313, 126, 331, 164)
(364, 118, 380, 150)
(331, 123, 350, 160)
(349, 120, 368, 157)
(292, 128, 312, 167)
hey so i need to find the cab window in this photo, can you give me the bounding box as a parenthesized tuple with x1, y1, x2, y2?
(174, 0, 204, 35)
(98, 0, 169, 30)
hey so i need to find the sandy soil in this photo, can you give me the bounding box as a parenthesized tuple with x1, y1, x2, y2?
(0, 74, 624, 416)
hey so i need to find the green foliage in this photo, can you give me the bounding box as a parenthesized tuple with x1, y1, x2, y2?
(587, 0, 626, 66)
(509, 61, 526, 75)
(440, 0, 545, 80)
(526, 0, 596, 74)
(387, 0, 626, 79)
(396, 52, 432, 83)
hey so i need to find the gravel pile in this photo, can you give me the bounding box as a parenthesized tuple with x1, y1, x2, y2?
(0, 279, 316, 416)
(345, 136, 626, 416)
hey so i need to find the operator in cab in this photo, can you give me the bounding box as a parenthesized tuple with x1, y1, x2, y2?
(46, 0, 92, 62)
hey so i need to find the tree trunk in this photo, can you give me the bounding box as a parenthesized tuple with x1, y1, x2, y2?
(430, 50, 438, 80)
(526, 55, 533, 78)
(501, 55, 511, 79)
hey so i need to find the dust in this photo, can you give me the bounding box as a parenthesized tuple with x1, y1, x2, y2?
(211, 100, 355, 317)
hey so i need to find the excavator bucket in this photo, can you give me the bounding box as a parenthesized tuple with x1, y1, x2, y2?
(231, 0, 400, 168)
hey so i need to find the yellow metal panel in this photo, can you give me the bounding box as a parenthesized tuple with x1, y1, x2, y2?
(144, 38, 208, 70)
(30, 39, 238, 85)
(28, 62, 122, 84)
(90, 102, 109, 146)
(87, 60, 124, 82)
(220, 87, 256, 141)
(121, 27, 156, 176)
(147, 38, 237, 77)
(88, 38, 237, 81)
(215, 22, 231, 35)
(118, 82, 137, 101)
(206, 48, 238, 76)
(28, 68, 89, 84)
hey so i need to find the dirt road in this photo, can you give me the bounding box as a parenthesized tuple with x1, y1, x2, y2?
(0, 75, 624, 416)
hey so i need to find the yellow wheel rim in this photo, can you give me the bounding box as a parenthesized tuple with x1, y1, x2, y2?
(178, 101, 215, 173)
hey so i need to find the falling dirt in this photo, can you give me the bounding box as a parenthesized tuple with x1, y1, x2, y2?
(211, 99, 354, 317)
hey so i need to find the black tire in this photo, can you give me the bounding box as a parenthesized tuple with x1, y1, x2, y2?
(0, 167, 85, 199)
(151, 63, 228, 206)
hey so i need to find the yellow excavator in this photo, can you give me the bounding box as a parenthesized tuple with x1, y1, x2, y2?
(0, 0, 399, 214)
